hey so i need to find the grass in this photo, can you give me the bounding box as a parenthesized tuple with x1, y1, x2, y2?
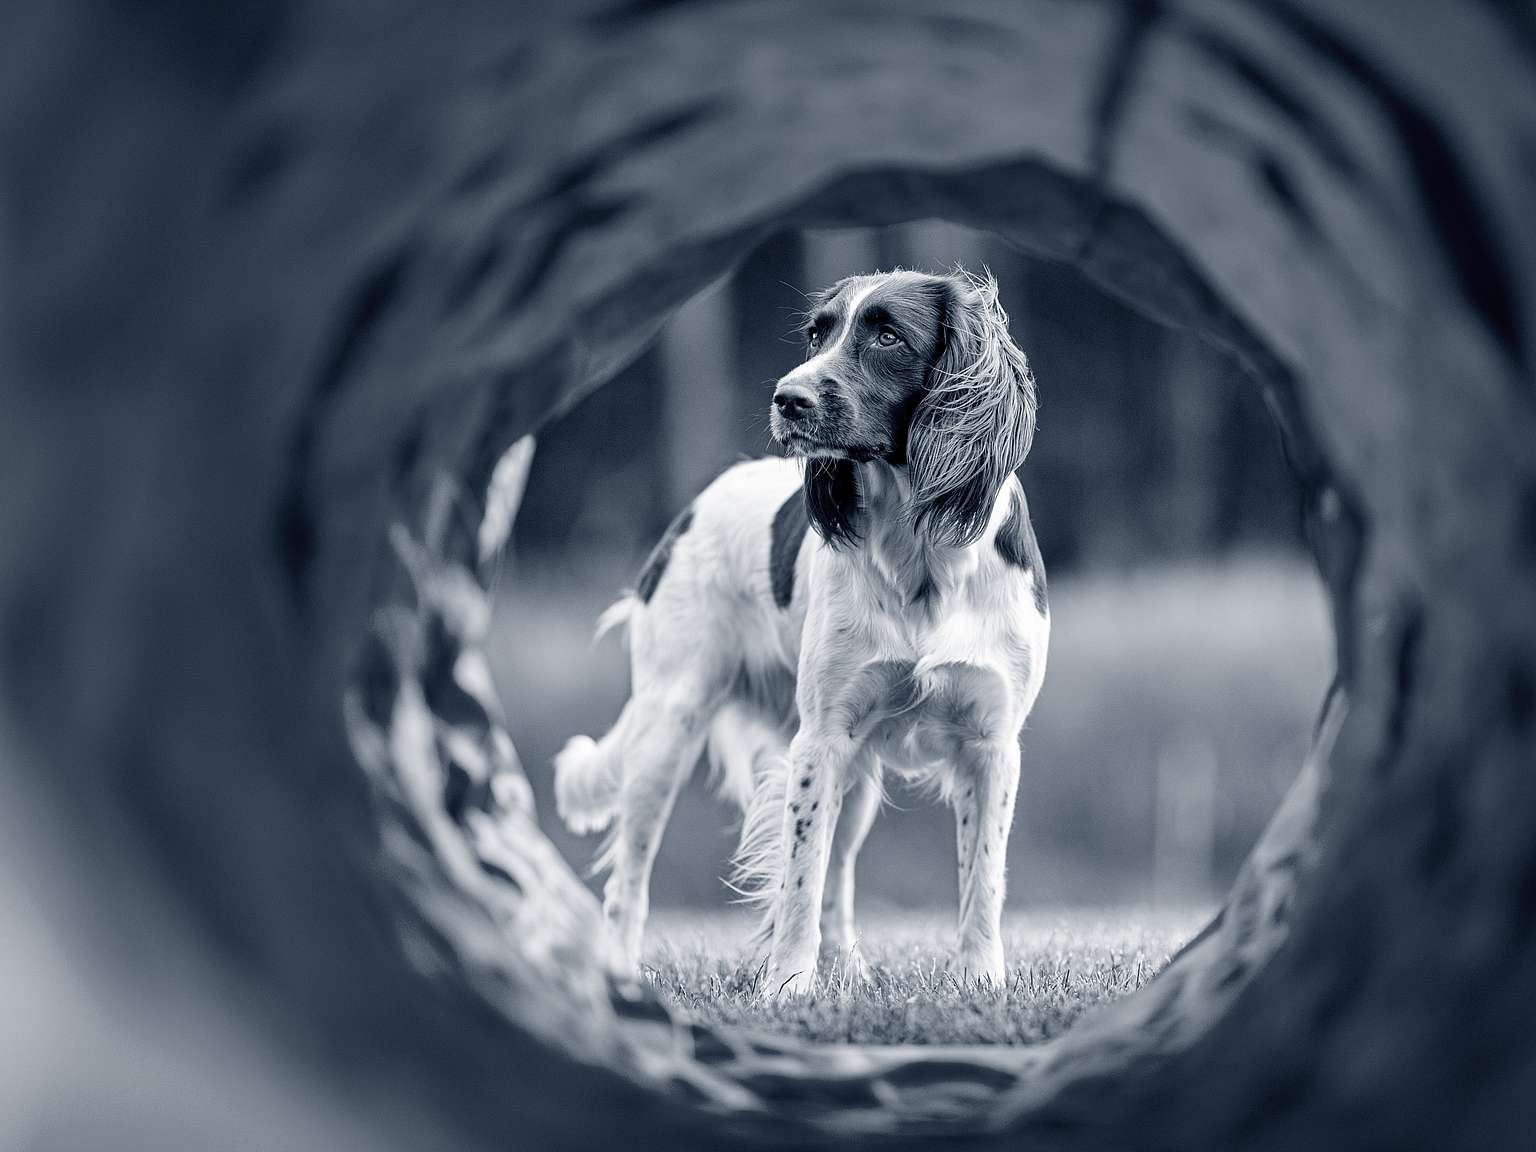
(639, 907, 1209, 1046)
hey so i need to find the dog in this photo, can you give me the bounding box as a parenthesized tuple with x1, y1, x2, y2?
(554, 267, 1048, 993)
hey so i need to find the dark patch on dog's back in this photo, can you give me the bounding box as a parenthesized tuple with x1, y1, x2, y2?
(770, 489, 811, 608)
(636, 505, 694, 603)
(996, 483, 1048, 615)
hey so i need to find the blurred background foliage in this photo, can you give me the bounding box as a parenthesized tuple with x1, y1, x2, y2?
(489, 222, 1332, 911)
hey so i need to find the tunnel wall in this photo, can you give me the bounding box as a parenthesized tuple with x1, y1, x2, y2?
(2, 1, 1535, 1148)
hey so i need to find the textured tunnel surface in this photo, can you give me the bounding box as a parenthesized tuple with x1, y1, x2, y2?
(2, 1, 1536, 1148)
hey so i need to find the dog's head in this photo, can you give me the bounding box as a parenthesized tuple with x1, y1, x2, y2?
(771, 267, 1036, 548)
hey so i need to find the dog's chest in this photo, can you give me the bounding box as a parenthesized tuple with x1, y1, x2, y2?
(816, 578, 1036, 759)
(832, 654, 1015, 772)
(788, 502, 1047, 755)
(843, 539, 1026, 672)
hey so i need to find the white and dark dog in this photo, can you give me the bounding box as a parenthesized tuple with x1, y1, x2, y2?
(555, 267, 1048, 993)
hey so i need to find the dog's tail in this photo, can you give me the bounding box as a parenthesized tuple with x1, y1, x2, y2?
(552, 596, 640, 837)
(553, 703, 631, 837)
(593, 594, 638, 645)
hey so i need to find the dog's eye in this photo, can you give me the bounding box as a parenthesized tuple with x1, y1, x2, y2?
(877, 326, 902, 347)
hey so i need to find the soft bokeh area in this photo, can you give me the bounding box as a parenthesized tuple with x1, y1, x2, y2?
(488, 222, 1333, 913)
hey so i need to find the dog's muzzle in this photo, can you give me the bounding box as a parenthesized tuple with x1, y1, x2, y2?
(772, 382, 818, 422)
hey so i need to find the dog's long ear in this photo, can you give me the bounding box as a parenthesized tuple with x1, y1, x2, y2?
(803, 457, 861, 548)
(907, 268, 1037, 547)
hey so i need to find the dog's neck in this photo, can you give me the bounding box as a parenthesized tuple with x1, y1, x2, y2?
(848, 459, 996, 611)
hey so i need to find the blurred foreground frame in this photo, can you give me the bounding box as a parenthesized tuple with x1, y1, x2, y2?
(2, 0, 1534, 1149)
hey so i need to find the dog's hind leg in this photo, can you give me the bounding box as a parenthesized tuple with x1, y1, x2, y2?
(705, 700, 789, 815)
(598, 678, 713, 975)
(819, 765, 881, 974)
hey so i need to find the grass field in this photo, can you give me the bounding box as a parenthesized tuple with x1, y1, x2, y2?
(639, 907, 1209, 1046)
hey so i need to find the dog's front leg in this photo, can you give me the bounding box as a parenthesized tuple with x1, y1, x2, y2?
(763, 730, 854, 996)
(953, 737, 1021, 986)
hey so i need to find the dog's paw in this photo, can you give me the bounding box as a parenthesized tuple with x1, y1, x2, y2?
(599, 903, 646, 982)
(763, 963, 816, 998)
(952, 946, 1007, 990)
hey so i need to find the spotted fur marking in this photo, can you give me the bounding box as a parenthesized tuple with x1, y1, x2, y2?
(995, 483, 1048, 615)
(636, 505, 694, 603)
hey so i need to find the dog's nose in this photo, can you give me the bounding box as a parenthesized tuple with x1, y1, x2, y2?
(773, 383, 818, 420)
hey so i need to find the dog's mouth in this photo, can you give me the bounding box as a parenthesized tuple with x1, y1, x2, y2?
(772, 414, 886, 462)
(775, 433, 888, 464)
(775, 430, 848, 458)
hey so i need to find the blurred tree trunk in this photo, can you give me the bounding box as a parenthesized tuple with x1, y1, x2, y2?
(801, 229, 879, 299)
(659, 275, 738, 510)
(732, 232, 806, 452)
(1161, 332, 1222, 551)
(881, 218, 990, 276)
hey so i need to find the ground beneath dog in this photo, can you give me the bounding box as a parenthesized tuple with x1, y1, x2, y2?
(643, 906, 1209, 1046)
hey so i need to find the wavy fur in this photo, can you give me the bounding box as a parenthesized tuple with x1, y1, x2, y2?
(908, 267, 1037, 547)
(803, 457, 862, 547)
